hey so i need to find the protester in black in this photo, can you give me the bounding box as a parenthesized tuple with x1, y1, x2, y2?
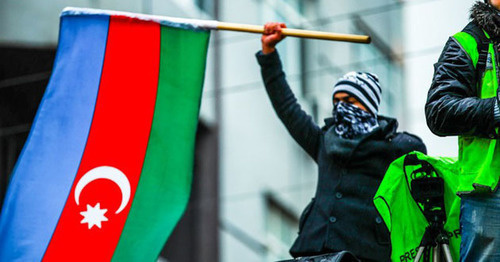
(257, 22, 427, 262)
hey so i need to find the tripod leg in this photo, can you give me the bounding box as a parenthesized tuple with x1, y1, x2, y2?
(424, 246, 431, 262)
(414, 246, 425, 262)
(441, 244, 453, 262)
(433, 245, 440, 262)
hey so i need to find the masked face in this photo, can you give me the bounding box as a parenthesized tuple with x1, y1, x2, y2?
(332, 101, 379, 139)
(333, 92, 368, 113)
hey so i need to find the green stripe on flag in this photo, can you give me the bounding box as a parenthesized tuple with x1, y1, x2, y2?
(112, 26, 210, 261)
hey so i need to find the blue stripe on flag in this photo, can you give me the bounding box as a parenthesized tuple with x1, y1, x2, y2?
(0, 14, 109, 261)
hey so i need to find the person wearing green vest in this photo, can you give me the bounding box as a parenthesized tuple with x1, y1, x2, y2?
(425, 0, 500, 261)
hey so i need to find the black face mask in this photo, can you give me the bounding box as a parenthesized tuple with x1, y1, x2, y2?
(332, 101, 379, 139)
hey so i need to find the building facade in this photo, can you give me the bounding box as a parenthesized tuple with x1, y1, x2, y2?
(0, 0, 440, 261)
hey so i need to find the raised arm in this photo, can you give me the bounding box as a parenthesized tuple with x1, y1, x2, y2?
(256, 22, 321, 160)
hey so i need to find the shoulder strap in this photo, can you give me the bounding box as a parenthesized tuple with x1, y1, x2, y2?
(462, 21, 490, 88)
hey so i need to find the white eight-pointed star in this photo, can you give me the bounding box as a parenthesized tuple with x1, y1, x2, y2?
(80, 203, 108, 229)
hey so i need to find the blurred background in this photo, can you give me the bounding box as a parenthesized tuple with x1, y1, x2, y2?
(0, 0, 474, 261)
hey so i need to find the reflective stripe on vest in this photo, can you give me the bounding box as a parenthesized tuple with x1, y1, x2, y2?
(452, 31, 499, 193)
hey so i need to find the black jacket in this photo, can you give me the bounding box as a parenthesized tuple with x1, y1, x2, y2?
(425, 2, 499, 138)
(256, 50, 427, 261)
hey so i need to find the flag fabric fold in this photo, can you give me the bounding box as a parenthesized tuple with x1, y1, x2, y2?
(0, 7, 210, 261)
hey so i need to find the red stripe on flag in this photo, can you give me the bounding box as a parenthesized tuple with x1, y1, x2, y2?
(43, 16, 160, 261)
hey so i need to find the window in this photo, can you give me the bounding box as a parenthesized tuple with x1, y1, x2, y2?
(0, 46, 55, 210)
(351, 15, 403, 117)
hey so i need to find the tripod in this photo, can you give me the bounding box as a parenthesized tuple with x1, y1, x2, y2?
(407, 157, 454, 262)
(413, 209, 454, 262)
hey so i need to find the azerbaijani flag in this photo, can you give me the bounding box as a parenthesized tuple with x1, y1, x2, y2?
(0, 7, 210, 261)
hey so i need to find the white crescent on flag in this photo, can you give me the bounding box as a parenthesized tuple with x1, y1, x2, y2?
(74, 166, 131, 214)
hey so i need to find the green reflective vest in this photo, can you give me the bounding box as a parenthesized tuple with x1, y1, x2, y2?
(374, 152, 461, 262)
(453, 30, 499, 193)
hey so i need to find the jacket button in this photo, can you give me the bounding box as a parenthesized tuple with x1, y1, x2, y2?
(329, 216, 337, 223)
(335, 192, 343, 199)
(376, 217, 383, 224)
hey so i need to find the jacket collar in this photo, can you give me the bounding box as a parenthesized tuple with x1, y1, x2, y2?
(471, 1, 500, 40)
(323, 115, 399, 159)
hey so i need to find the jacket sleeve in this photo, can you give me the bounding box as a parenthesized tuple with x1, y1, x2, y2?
(256, 50, 321, 160)
(425, 37, 497, 138)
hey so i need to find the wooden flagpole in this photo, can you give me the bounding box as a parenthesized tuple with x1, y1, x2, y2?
(63, 8, 370, 43)
(216, 22, 371, 44)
